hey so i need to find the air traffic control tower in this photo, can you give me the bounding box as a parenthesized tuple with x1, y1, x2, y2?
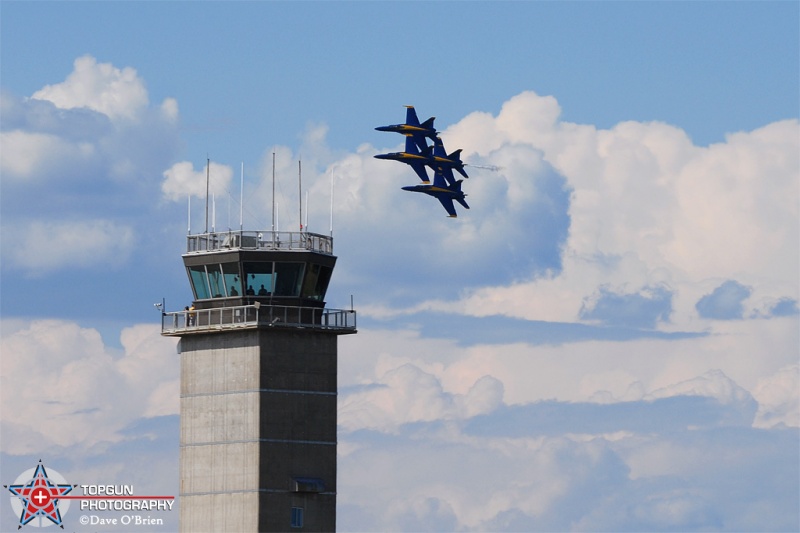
(161, 229, 356, 532)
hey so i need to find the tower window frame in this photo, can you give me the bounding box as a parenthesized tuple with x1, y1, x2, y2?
(291, 507, 304, 529)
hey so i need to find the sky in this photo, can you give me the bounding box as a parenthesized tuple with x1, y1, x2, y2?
(1, 1, 798, 531)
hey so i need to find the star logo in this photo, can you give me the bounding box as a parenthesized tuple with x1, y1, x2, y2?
(5, 461, 75, 529)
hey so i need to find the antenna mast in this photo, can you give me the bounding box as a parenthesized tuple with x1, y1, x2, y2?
(271, 152, 276, 235)
(205, 157, 210, 234)
(298, 160, 303, 231)
(240, 162, 244, 230)
(329, 167, 334, 238)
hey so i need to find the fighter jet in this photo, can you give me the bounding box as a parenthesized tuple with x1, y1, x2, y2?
(374, 134, 431, 183)
(430, 136, 469, 181)
(375, 105, 437, 150)
(402, 168, 470, 218)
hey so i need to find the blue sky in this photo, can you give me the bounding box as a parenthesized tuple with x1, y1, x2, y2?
(1, 2, 798, 532)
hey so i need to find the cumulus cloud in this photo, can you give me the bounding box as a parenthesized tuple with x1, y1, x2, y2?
(337, 319, 798, 531)
(339, 364, 503, 432)
(314, 128, 572, 303)
(347, 92, 798, 328)
(752, 363, 800, 428)
(0, 320, 178, 454)
(161, 160, 234, 201)
(1, 56, 182, 277)
(1, 218, 135, 275)
(342, 316, 797, 420)
(31, 55, 148, 121)
(3, 77, 797, 531)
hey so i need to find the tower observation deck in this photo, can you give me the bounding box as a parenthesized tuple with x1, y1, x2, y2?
(162, 229, 356, 532)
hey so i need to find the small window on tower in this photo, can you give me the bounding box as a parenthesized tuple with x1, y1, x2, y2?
(291, 507, 304, 529)
(221, 262, 241, 297)
(207, 264, 225, 298)
(244, 262, 274, 296)
(187, 265, 211, 300)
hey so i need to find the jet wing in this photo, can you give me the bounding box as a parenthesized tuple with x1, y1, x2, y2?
(437, 196, 458, 217)
(410, 162, 430, 183)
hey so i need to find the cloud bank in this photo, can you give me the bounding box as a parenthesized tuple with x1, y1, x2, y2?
(1, 58, 797, 531)
(1, 55, 181, 276)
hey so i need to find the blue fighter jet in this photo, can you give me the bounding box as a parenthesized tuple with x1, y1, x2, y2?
(430, 136, 469, 182)
(375, 105, 437, 151)
(402, 168, 470, 218)
(374, 134, 432, 183)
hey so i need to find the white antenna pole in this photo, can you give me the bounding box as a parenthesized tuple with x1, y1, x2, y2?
(271, 152, 276, 235)
(188, 194, 191, 234)
(205, 157, 210, 234)
(240, 162, 244, 230)
(298, 160, 303, 231)
(329, 167, 334, 238)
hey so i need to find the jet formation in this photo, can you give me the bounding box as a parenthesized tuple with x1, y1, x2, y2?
(375, 106, 470, 217)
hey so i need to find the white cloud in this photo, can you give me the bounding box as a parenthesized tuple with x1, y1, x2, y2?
(1, 56, 183, 276)
(363, 93, 800, 328)
(340, 316, 798, 424)
(0, 130, 96, 181)
(339, 363, 503, 432)
(1, 219, 135, 275)
(2, 56, 180, 188)
(752, 363, 800, 428)
(160, 97, 179, 123)
(261, 91, 796, 334)
(3, 78, 797, 531)
(161, 160, 234, 201)
(0, 320, 178, 454)
(337, 318, 798, 531)
(31, 55, 149, 121)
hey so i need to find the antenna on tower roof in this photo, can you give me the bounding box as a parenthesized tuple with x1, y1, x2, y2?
(271, 152, 276, 234)
(329, 166, 334, 238)
(298, 160, 303, 232)
(205, 157, 210, 234)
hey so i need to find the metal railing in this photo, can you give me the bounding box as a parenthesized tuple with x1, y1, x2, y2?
(186, 230, 333, 255)
(161, 303, 356, 335)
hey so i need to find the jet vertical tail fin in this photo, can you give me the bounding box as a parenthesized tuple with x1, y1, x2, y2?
(404, 106, 420, 127)
(432, 169, 449, 189)
(452, 180, 469, 210)
(449, 149, 469, 178)
(404, 134, 419, 155)
(420, 117, 435, 132)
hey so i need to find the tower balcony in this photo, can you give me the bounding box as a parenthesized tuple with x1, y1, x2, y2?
(161, 302, 356, 336)
(186, 230, 333, 256)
